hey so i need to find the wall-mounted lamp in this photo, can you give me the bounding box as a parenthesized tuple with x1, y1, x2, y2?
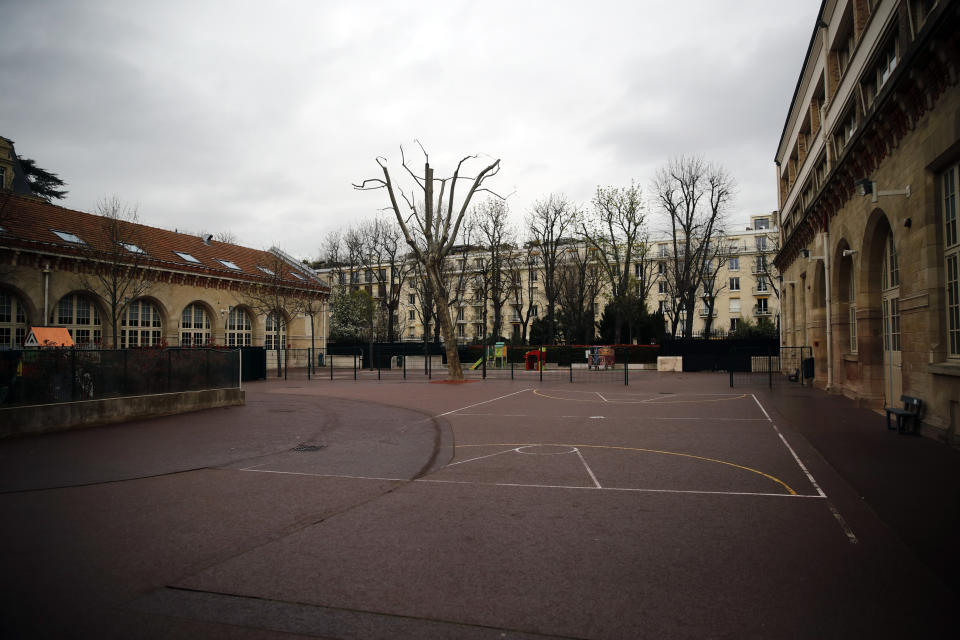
(904, 217, 912, 228)
(842, 249, 857, 257)
(856, 177, 910, 203)
(800, 248, 809, 258)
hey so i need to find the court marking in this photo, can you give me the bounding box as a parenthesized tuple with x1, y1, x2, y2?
(235, 469, 822, 499)
(449, 413, 768, 422)
(454, 443, 799, 495)
(532, 389, 749, 404)
(433, 387, 532, 418)
(751, 394, 858, 544)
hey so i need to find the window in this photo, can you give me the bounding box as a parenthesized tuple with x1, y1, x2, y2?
(531, 305, 538, 317)
(289, 272, 305, 280)
(835, 106, 858, 152)
(365, 270, 373, 283)
(456, 324, 465, 338)
(217, 259, 241, 270)
(755, 298, 769, 316)
(756, 236, 768, 251)
(882, 234, 899, 289)
(52, 230, 85, 244)
(174, 251, 201, 264)
(120, 299, 162, 347)
(530, 270, 538, 282)
(729, 298, 741, 314)
(754, 218, 770, 230)
(457, 307, 465, 321)
(874, 37, 898, 96)
(265, 312, 287, 350)
(728, 257, 739, 271)
(474, 324, 484, 338)
(658, 261, 665, 274)
(658, 281, 667, 294)
(757, 279, 768, 292)
(180, 303, 211, 347)
(754, 256, 767, 273)
(55, 293, 102, 345)
(942, 163, 959, 357)
(0, 166, 5, 189)
(730, 318, 740, 333)
(658, 245, 669, 258)
(0, 291, 29, 348)
(729, 277, 740, 291)
(408, 294, 416, 304)
(122, 242, 146, 255)
(226, 307, 252, 346)
(259, 266, 276, 276)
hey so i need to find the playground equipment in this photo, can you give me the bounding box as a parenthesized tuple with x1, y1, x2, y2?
(586, 346, 615, 370)
(472, 342, 508, 370)
(524, 348, 546, 371)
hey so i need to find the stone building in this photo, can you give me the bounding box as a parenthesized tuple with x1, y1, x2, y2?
(774, 0, 959, 439)
(318, 212, 780, 344)
(0, 193, 328, 356)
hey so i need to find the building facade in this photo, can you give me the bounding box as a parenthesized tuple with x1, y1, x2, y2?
(774, 0, 959, 438)
(0, 193, 328, 356)
(318, 213, 780, 344)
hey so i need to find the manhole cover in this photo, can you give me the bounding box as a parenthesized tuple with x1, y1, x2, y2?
(292, 444, 324, 452)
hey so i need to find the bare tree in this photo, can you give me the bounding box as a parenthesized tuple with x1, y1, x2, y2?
(354, 145, 501, 379)
(471, 199, 513, 341)
(77, 197, 152, 347)
(580, 182, 648, 343)
(557, 245, 604, 343)
(243, 253, 310, 377)
(526, 194, 580, 344)
(356, 218, 416, 342)
(652, 156, 734, 338)
(697, 235, 729, 337)
(505, 248, 537, 344)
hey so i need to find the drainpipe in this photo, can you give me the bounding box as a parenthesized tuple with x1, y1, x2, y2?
(822, 231, 833, 390)
(42, 262, 51, 324)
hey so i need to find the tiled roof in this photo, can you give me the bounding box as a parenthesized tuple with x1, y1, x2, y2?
(0, 193, 328, 294)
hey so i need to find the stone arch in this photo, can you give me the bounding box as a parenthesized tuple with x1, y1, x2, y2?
(832, 238, 859, 387)
(859, 208, 896, 401)
(51, 289, 107, 345)
(0, 283, 37, 349)
(808, 259, 828, 380)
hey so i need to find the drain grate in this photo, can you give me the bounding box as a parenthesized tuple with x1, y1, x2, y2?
(292, 444, 324, 452)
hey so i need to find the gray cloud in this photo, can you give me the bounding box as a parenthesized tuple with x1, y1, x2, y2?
(1, 0, 821, 259)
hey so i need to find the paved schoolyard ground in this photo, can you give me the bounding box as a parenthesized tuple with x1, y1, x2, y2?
(1, 372, 956, 638)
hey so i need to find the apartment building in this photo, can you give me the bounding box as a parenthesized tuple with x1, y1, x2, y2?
(774, 0, 959, 438)
(318, 213, 780, 343)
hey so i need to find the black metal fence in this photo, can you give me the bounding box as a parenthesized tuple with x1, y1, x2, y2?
(660, 338, 780, 372)
(276, 344, 661, 384)
(0, 348, 241, 407)
(728, 344, 814, 388)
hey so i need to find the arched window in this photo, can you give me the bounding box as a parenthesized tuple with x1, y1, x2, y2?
(121, 299, 163, 348)
(264, 312, 286, 350)
(180, 303, 211, 347)
(0, 292, 29, 348)
(226, 307, 252, 346)
(55, 293, 102, 345)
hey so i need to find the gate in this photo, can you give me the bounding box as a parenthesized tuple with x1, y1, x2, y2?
(729, 344, 812, 388)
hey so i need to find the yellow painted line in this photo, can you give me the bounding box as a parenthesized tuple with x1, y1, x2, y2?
(456, 442, 798, 495)
(532, 388, 748, 404)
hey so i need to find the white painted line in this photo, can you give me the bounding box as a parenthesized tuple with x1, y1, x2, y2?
(434, 388, 532, 418)
(751, 394, 857, 544)
(574, 448, 602, 488)
(450, 413, 767, 422)
(239, 469, 406, 482)
(751, 394, 825, 497)
(414, 478, 825, 498)
(596, 392, 608, 402)
(446, 448, 517, 467)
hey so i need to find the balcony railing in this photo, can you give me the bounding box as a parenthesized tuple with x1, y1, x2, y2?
(751, 265, 769, 275)
(698, 309, 718, 318)
(751, 286, 772, 295)
(753, 306, 772, 317)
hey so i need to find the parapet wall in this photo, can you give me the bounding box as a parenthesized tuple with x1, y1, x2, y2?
(0, 388, 245, 438)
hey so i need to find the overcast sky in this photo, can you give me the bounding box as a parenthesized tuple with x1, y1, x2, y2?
(1, 0, 820, 260)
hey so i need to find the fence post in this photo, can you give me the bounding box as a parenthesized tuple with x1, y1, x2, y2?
(238, 349, 242, 390)
(768, 353, 772, 389)
(428, 351, 432, 380)
(569, 347, 573, 384)
(729, 349, 734, 387)
(71, 348, 77, 401)
(206, 349, 211, 388)
(330, 354, 334, 380)
(377, 345, 381, 380)
(353, 352, 357, 380)
(539, 346, 543, 383)
(624, 348, 629, 386)
(307, 348, 311, 381)
(403, 352, 407, 380)
(123, 349, 128, 395)
(167, 349, 172, 392)
(511, 358, 514, 380)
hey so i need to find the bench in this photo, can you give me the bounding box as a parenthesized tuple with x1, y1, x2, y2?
(884, 395, 922, 435)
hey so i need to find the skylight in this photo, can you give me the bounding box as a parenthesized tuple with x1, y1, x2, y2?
(174, 251, 201, 264)
(257, 266, 275, 276)
(289, 272, 306, 280)
(217, 259, 241, 270)
(52, 230, 85, 245)
(122, 242, 146, 255)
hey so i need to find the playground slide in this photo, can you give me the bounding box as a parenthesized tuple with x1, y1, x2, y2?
(470, 357, 484, 370)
